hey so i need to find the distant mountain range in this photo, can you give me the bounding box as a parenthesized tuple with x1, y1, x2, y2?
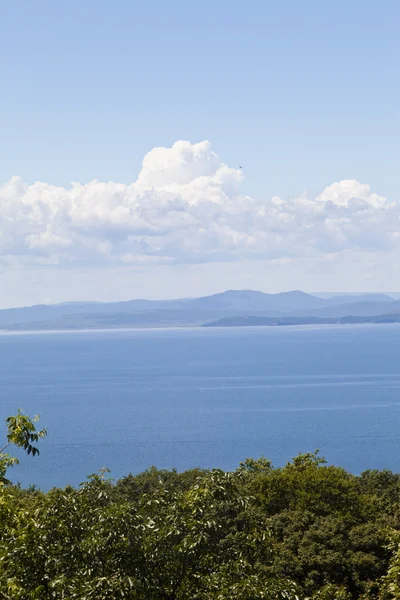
(1, 290, 400, 330)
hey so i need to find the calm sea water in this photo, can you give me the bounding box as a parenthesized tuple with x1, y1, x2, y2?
(1, 325, 400, 489)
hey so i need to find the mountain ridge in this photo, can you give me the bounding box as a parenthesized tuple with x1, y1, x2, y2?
(0, 289, 399, 330)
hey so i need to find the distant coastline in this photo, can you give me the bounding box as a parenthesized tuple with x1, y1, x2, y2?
(202, 314, 400, 328)
(2, 289, 400, 332)
(1, 320, 400, 334)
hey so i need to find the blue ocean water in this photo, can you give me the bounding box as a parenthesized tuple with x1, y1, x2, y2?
(1, 325, 400, 490)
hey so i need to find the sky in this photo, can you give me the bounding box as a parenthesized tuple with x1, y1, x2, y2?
(1, 0, 400, 307)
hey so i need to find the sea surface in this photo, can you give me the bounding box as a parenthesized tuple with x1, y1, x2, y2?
(1, 325, 400, 490)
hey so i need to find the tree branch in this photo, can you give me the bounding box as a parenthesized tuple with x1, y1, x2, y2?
(0, 441, 11, 454)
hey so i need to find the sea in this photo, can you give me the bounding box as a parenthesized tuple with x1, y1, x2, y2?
(1, 324, 400, 490)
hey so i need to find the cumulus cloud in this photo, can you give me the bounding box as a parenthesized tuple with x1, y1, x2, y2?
(0, 140, 399, 268)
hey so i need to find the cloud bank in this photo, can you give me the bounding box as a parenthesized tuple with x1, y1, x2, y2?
(0, 140, 398, 269)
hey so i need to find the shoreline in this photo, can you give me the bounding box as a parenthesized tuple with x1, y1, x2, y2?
(1, 321, 400, 335)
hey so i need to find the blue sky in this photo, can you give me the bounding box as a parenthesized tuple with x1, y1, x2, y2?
(1, 0, 400, 306)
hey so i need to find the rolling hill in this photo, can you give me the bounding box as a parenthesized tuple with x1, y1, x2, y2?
(0, 290, 398, 330)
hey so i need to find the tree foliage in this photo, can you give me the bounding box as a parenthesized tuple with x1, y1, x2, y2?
(1, 413, 400, 599)
(0, 409, 46, 486)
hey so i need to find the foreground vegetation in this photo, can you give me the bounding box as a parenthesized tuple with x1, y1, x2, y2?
(2, 414, 400, 598)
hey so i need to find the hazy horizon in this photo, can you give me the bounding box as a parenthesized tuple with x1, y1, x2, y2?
(2, 289, 400, 312)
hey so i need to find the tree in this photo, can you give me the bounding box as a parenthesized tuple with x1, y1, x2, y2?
(375, 530, 400, 599)
(0, 467, 300, 599)
(1, 417, 399, 599)
(0, 409, 47, 486)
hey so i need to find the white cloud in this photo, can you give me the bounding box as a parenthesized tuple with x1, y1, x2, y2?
(27, 230, 73, 250)
(0, 140, 399, 270)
